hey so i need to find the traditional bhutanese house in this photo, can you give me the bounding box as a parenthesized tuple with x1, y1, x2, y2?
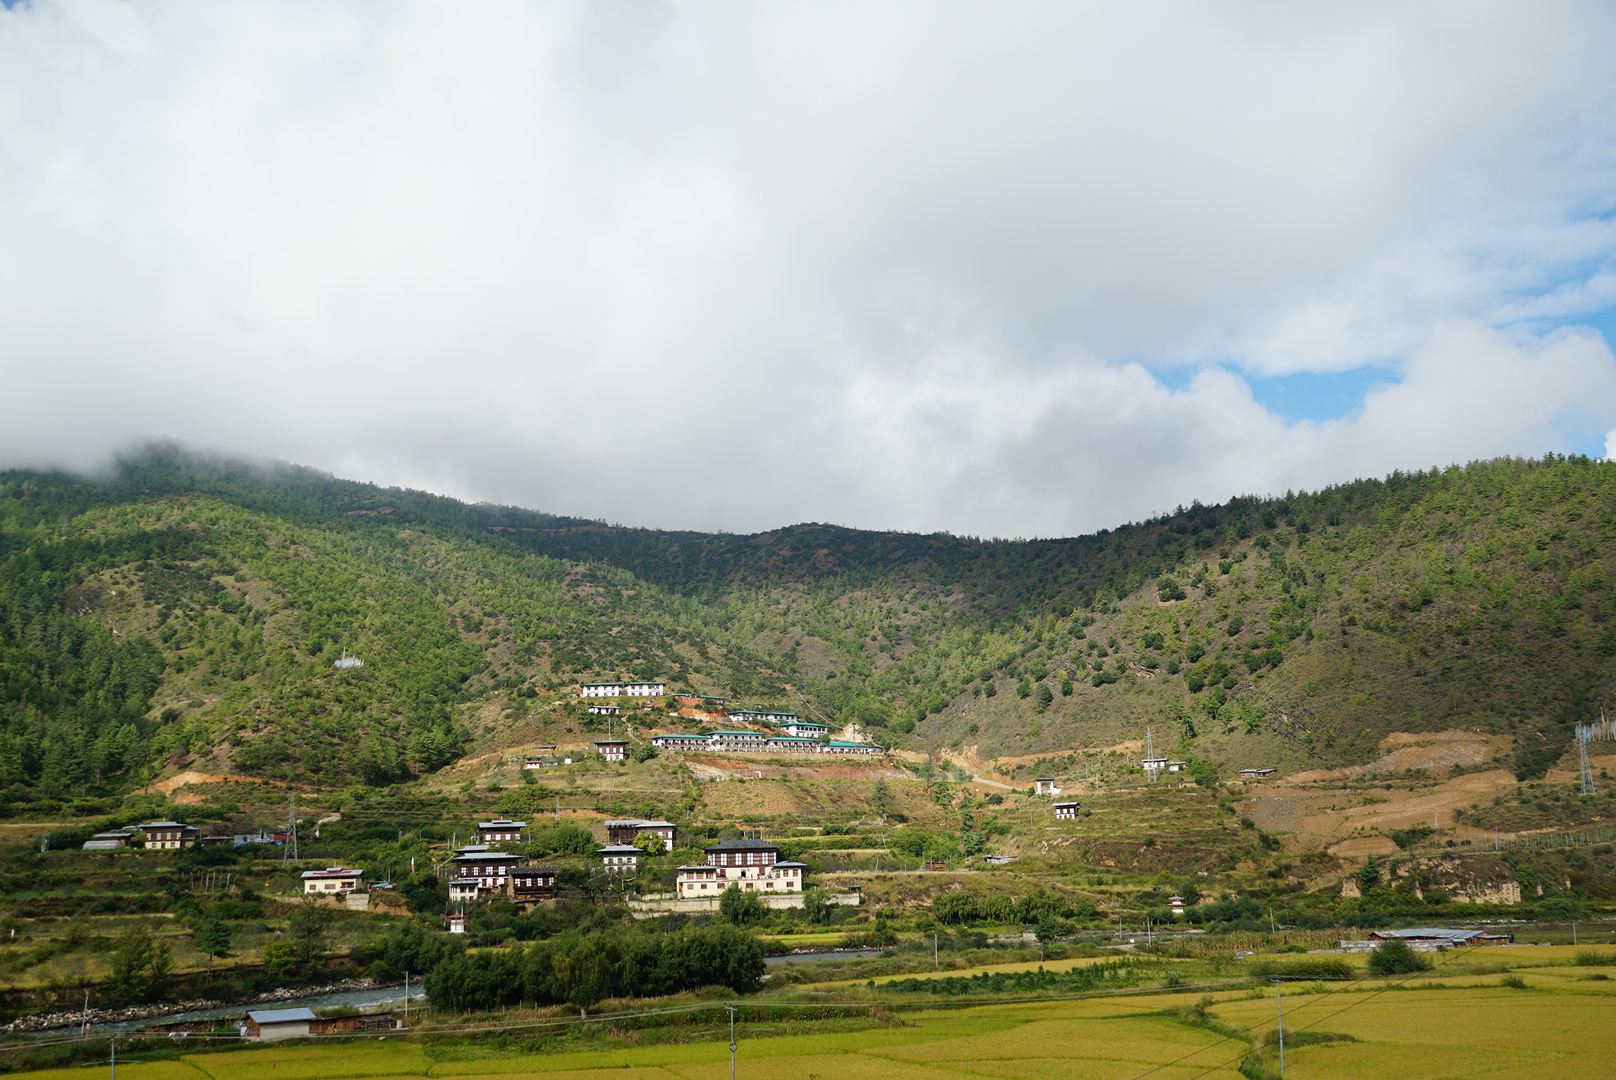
(509, 866, 558, 903)
(82, 830, 134, 851)
(243, 1008, 316, 1041)
(824, 741, 881, 755)
(674, 838, 805, 899)
(651, 733, 709, 751)
(447, 878, 481, 904)
(587, 703, 620, 716)
(1033, 778, 1061, 795)
(707, 729, 769, 753)
(136, 820, 199, 849)
(477, 819, 526, 845)
(450, 846, 522, 889)
(1141, 757, 1169, 773)
(301, 866, 364, 894)
(765, 735, 822, 753)
(579, 680, 667, 698)
(597, 844, 642, 873)
(595, 739, 629, 762)
(604, 818, 678, 848)
(1237, 768, 1276, 778)
(1166, 761, 1188, 773)
(1053, 801, 1080, 820)
(1168, 895, 1186, 917)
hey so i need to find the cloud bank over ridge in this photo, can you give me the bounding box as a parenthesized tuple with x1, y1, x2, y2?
(3, 1, 1616, 535)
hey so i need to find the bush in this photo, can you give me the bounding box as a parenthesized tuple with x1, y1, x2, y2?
(1574, 949, 1616, 967)
(1534, 896, 1588, 922)
(1367, 939, 1432, 976)
(1500, 974, 1528, 989)
(1248, 958, 1354, 981)
(719, 886, 766, 926)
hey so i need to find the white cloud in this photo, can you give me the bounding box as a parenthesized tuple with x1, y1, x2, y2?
(2, 2, 1616, 536)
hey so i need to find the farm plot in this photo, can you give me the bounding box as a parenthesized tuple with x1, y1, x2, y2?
(13, 982, 1616, 1080)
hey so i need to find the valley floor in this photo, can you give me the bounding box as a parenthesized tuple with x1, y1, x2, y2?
(20, 956, 1616, 1080)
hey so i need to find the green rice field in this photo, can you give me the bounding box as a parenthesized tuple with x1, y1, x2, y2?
(19, 960, 1616, 1080)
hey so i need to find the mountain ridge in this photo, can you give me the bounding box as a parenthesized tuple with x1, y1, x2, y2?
(2, 442, 1612, 802)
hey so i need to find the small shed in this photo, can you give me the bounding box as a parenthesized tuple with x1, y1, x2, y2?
(243, 1007, 316, 1041)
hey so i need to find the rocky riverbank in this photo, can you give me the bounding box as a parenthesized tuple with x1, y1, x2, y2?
(2, 976, 389, 1034)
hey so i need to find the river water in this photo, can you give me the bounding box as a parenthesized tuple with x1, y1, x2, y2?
(91, 984, 429, 1034)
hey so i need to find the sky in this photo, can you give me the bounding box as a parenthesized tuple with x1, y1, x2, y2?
(3, 1, 1616, 538)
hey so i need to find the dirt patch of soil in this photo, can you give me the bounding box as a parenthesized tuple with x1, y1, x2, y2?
(140, 770, 295, 801)
(1326, 836, 1401, 858)
(1242, 768, 1520, 854)
(1284, 729, 1511, 784)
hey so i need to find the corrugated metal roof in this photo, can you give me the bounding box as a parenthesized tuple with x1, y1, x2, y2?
(247, 1008, 317, 1024)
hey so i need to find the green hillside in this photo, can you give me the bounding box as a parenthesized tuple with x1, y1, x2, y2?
(2, 443, 1613, 799)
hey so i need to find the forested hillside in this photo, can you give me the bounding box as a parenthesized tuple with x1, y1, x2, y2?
(2, 443, 1613, 798)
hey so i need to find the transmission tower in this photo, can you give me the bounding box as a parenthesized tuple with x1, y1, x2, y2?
(1576, 723, 1597, 796)
(281, 793, 299, 864)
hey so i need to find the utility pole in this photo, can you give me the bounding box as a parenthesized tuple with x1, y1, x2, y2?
(109, 1035, 115, 1080)
(1272, 979, 1286, 1075)
(404, 972, 410, 1020)
(726, 1004, 738, 1080)
(934, 930, 939, 970)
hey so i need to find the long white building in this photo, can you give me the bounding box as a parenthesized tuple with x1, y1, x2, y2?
(649, 731, 883, 756)
(579, 681, 666, 698)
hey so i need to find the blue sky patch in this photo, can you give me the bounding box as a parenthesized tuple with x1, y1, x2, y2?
(1245, 367, 1397, 423)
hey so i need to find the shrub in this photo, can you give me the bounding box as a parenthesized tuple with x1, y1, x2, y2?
(1574, 949, 1616, 967)
(1535, 896, 1588, 921)
(1367, 939, 1432, 976)
(1500, 974, 1528, 989)
(719, 885, 766, 926)
(1248, 958, 1353, 981)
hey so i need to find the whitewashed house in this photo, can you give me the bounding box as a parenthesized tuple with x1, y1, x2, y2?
(301, 867, 364, 894)
(675, 838, 806, 899)
(477, 819, 526, 845)
(597, 845, 642, 873)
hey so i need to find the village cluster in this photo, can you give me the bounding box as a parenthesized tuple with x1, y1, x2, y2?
(556, 682, 884, 760)
(313, 814, 818, 932)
